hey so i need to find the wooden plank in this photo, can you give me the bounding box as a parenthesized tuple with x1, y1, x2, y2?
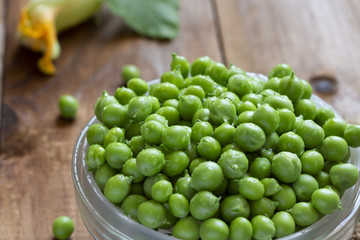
(216, 0, 360, 124)
(0, 1, 221, 239)
(0, 0, 5, 131)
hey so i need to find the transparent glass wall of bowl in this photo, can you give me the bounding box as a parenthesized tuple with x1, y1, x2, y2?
(72, 74, 360, 240)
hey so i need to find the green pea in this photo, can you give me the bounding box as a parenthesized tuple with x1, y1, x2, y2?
(127, 78, 148, 95)
(218, 149, 248, 179)
(191, 121, 213, 143)
(185, 142, 199, 160)
(320, 136, 349, 162)
(163, 151, 190, 177)
(300, 150, 324, 175)
(136, 148, 165, 177)
(104, 174, 132, 204)
(192, 108, 210, 124)
(301, 79, 313, 99)
(183, 85, 206, 100)
(205, 62, 229, 86)
(151, 179, 173, 203)
(52, 216, 74, 240)
(189, 158, 205, 175)
(295, 119, 324, 149)
(290, 202, 319, 227)
(137, 200, 167, 229)
(238, 101, 257, 114)
(235, 111, 254, 126)
(178, 94, 203, 121)
(263, 94, 294, 112)
(271, 185, 296, 211)
(163, 99, 179, 110)
(151, 82, 179, 102)
(140, 120, 166, 145)
(171, 53, 190, 78)
(126, 135, 146, 157)
(315, 107, 336, 126)
(114, 87, 137, 105)
(294, 99, 317, 120)
(242, 93, 263, 106)
(268, 63, 292, 79)
(174, 172, 196, 200)
(85, 144, 105, 171)
(227, 74, 252, 98)
(122, 158, 145, 183)
(161, 68, 184, 88)
(278, 73, 304, 103)
(105, 142, 132, 169)
(190, 161, 224, 192)
(94, 163, 117, 191)
(263, 132, 279, 150)
(122, 64, 140, 83)
(229, 217, 252, 240)
(143, 173, 169, 199)
(343, 124, 360, 147)
(102, 103, 129, 128)
(249, 157, 271, 179)
(190, 191, 220, 220)
(211, 123, 235, 147)
(277, 132, 305, 157)
(220, 92, 241, 111)
(162, 125, 191, 151)
(127, 96, 152, 121)
(276, 108, 296, 135)
(311, 188, 341, 215)
(261, 178, 282, 197)
(272, 211, 295, 238)
(315, 171, 331, 188)
(329, 163, 359, 190)
(94, 91, 118, 122)
(263, 77, 281, 92)
(238, 176, 264, 201)
(272, 151, 302, 183)
(199, 218, 229, 240)
(234, 123, 266, 152)
(87, 123, 109, 146)
(250, 197, 278, 218)
(322, 118, 346, 138)
(191, 56, 213, 76)
(125, 120, 142, 139)
(292, 174, 319, 201)
(168, 193, 189, 218)
(210, 86, 228, 97)
(197, 136, 221, 161)
(103, 127, 125, 148)
(58, 94, 78, 119)
(252, 104, 279, 134)
(251, 215, 276, 240)
(172, 216, 200, 240)
(191, 75, 216, 95)
(219, 195, 250, 224)
(120, 194, 147, 222)
(156, 106, 180, 126)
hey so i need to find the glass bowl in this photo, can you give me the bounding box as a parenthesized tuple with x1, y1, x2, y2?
(72, 75, 360, 240)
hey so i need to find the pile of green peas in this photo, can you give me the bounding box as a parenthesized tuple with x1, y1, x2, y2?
(85, 53, 360, 240)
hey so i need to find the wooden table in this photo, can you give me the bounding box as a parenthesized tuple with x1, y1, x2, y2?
(1, 0, 360, 239)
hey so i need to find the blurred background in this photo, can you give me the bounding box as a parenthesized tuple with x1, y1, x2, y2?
(1, 0, 360, 239)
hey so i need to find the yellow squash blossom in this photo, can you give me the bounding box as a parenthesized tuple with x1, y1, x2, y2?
(17, 0, 102, 74)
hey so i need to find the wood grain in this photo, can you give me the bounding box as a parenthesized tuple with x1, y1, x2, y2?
(0, 1, 220, 239)
(216, 0, 360, 124)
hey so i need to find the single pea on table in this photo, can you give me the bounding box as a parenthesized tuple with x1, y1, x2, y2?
(82, 55, 360, 240)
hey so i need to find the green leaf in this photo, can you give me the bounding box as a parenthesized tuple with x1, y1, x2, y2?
(106, 0, 180, 39)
